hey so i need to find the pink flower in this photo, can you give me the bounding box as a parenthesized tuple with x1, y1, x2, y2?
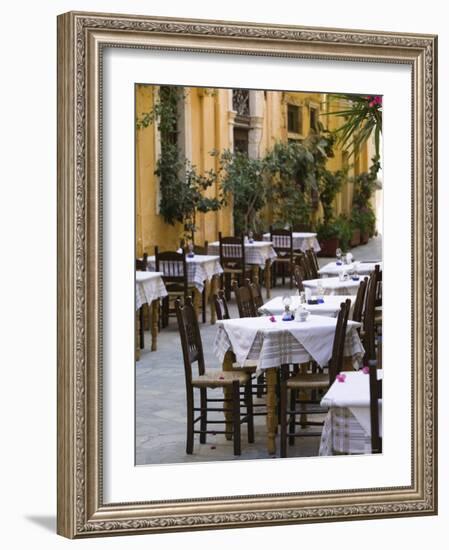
(210, 446, 216, 450)
(368, 95, 382, 108)
(269, 316, 276, 322)
(336, 373, 346, 383)
(362, 366, 370, 374)
(219, 375, 225, 380)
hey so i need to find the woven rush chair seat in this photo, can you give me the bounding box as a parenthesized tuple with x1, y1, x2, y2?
(286, 372, 330, 390)
(192, 370, 249, 388)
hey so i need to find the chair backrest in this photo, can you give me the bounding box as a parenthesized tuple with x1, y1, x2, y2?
(155, 247, 188, 291)
(375, 268, 382, 307)
(363, 265, 381, 361)
(213, 290, 230, 321)
(295, 253, 314, 280)
(293, 265, 304, 293)
(368, 358, 382, 453)
(136, 253, 147, 272)
(218, 233, 246, 273)
(328, 299, 351, 385)
(175, 297, 206, 385)
(245, 278, 264, 311)
(352, 276, 369, 323)
(269, 226, 293, 258)
(306, 249, 319, 279)
(232, 281, 257, 318)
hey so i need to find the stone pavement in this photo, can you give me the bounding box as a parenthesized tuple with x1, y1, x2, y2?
(135, 236, 382, 465)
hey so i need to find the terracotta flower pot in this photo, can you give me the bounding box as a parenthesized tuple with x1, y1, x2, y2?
(350, 228, 361, 247)
(361, 231, 369, 244)
(318, 237, 340, 257)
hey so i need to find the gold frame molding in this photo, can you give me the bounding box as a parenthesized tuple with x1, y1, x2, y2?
(57, 11, 438, 538)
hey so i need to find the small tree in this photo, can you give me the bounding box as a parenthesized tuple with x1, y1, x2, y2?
(216, 150, 267, 235)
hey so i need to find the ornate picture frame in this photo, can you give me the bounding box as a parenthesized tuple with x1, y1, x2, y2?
(57, 11, 437, 538)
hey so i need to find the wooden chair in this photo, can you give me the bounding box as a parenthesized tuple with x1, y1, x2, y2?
(306, 248, 320, 279)
(367, 357, 382, 453)
(352, 276, 369, 323)
(294, 253, 314, 281)
(179, 240, 209, 323)
(175, 297, 255, 456)
(213, 290, 267, 404)
(232, 280, 257, 318)
(279, 299, 351, 457)
(155, 247, 194, 327)
(292, 265, 305, 293)
(218, 233, 251, 300)
(362, 265, 381, 362)
(245, 278, 264, 312)
(270, 226, 294, 288)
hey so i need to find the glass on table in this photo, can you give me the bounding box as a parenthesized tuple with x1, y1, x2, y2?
(336, 247, 343, 265)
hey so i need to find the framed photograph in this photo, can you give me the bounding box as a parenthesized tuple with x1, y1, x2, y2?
(57, 11, 437, 538)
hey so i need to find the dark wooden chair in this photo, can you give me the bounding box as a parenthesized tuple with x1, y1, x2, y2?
(232, 280, 257, 318)
(279, 299, 351, 457)
(175, 297, 254, 455)
(218, 233, 251, 300)
(213, 289, 231, 321)
(362, 265, 381, 362)
(245, 278, 264, 312)
(292, 265, 305, 293)
(155, 247, 195, 327)
(306, 248, 320, 279)
(294, 252, 314, 281)
(270, 226, 294, 288)
(352, 276, 369, 323)
(366, 357, 382, 453)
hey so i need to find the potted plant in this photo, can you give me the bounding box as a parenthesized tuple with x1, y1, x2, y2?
(317, 221, 340, 257)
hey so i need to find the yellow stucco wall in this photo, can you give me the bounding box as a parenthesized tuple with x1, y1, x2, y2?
(136, 86, 374, 255)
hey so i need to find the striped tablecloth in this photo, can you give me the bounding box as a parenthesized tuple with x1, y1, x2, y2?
(214, 315, 364, 372)
(208, 241, 277, 268)
(263, 232, 321, 253)
(147, 254, 223, 293)
(259, 295, 354, 318)
(303, 276, 362, 296)
(135, 272, 167, 310)
(319, 370, 383, 455)
(318, 261, 382, 277)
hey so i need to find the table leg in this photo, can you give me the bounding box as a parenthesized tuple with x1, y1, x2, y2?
(209, 275, 218, 325)
(151, 299, 159, 352)
(222, 350, 235, 440)
(266, 367, 278, 455)
(264, 259, 272, 299)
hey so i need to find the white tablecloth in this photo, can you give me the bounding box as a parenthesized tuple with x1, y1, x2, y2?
(208, 240, 277, 268)
(214, 315, 364, 372)
(259, 295, 354, 318)
(319, 370, 383, 455)
(136, 272, 167, 310)
(303, 276, 362, 296)
(318, 261, 381, 277)
(147, 254, 223, 293)
(263, 232, 321, 253)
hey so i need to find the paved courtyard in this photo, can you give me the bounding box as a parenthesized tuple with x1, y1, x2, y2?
(136, 236, 382, 465)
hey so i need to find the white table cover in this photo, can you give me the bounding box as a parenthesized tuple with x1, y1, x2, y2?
(135, 272, 167, 310)
(147, 254, 223, 293)
(208, 240, 277, 268)
(319, 370, 383, 455)
(262, 232, 321, 252)
(318, 261, 381, 277)
(214, 315, 364, 372)
(303, 276, 362, 296)
(259, 295, 354, 318)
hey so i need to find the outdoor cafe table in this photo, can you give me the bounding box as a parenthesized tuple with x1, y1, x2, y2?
(146, 254, 223, 323)
(259, 294, 354, 318)
(214, 315, 364, 454)
(135, 271, 167, 352)
(319, 370, 383, 455)
(262, 231, 321, 252)
(318, 261, 382, 278)
(208, 240, 277, 298)
(303, 276, 362, 296)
